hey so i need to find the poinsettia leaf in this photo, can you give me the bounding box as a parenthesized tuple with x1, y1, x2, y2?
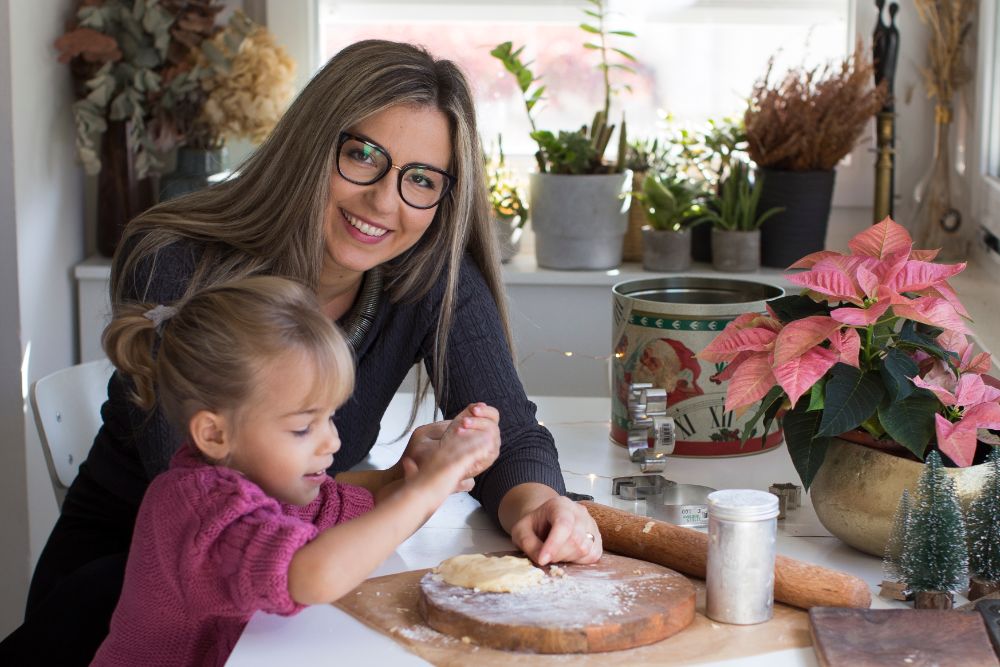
(890, 260, 966, 293)
(698, 327, 777, 362)
(878, 389, 938, 459)
(880, 347, 919, 401)
(807, 378, 826, 411)
(740, 385, 785, 445)
(762, 392, 784, 439)
(773, 316, 841, 366)
(817, 364, 885, 437)
(848, 217, 913, 259)
(767, 295, 831, 323)
(774, 345, 839, 408)
(725, 354, 778, 413)
(785, 269, 861, 303)
(898, 320, 958, 364)
(782, 402, 831, 490)
(892, 297, 972, 335)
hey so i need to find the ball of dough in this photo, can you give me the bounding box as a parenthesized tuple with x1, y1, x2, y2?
(434, 554, 545, 593)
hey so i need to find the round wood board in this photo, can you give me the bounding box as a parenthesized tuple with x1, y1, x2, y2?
(418, 552, 695, 654)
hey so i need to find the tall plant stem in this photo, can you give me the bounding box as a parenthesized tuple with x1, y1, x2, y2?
(597, 2, 610, 118)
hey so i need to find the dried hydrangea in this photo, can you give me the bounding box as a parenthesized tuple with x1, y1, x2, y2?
(198, 25, 295, 145)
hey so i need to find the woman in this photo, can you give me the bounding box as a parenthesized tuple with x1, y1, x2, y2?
(2, 40, 601, 664)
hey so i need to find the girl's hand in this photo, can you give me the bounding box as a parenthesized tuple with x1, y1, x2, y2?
(406, 403, 500, 499)
(509, 495, 602, 566)
(400, 404, 499, 492)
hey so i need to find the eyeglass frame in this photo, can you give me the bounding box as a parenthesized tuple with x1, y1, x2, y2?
(335, 131, 456, 210)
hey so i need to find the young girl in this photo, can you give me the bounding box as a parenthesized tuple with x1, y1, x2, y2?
(90, 276, 500, 666)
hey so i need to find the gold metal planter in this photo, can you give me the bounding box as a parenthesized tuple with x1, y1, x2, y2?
(809, 437, 991, 556)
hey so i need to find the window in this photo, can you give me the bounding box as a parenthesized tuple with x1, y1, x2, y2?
(316, 1, 852, 159)
(975, 0, 1000, 240)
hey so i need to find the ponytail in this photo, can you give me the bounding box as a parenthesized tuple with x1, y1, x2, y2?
(101, 303, 164, 412)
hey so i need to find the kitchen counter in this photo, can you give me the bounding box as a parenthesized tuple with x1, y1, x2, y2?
(227, 394, 910, 667)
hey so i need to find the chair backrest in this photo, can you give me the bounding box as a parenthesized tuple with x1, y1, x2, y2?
(30, 359, 115, 507)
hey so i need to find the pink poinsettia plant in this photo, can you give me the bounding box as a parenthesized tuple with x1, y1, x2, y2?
(698, 217, 1000, 488)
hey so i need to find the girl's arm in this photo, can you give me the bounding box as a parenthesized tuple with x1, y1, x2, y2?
(288, 408, 499, 605)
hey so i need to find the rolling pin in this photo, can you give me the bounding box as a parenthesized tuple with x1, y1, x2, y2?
(582, 501, 871, 610)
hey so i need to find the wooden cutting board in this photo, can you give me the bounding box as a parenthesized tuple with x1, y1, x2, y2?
(809, 607, 1000, 666)
(418, 553, 695, 653)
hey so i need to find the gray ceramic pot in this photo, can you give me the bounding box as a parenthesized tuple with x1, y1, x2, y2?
(529, 171, 632, 270)
(641, 227, 691, 272)
(493, 217, 523, 263)
(711, 228, 760, 273)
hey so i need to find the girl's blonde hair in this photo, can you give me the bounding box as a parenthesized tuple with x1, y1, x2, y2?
(112, 39, 509, 409)
(102, 276, 355, 435)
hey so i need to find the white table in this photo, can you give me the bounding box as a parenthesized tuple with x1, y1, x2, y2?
(227, 394, 905, 667)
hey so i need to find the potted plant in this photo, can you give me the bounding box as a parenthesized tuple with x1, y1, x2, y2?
(485, 136, 528, 263)
(491, 0, 636, 270)
(698, 162, 783, 273)
(744, 44, 887, 268)
(621, 138, 668, 263)
(633, 170, 709, 272)
(698, 217, 1000, 555)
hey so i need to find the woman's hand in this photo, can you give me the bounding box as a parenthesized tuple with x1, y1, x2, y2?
(500, 485, 603, 566)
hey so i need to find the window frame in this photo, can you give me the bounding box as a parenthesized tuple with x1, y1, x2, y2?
(974, 0, 1000, 240)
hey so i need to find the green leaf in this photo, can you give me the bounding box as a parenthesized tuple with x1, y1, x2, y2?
(807, 378, 826, 412)
(609, 63, 637, 73)
(782, 402, 831, 490)
(740, 385, 785, 445)
(817, 364, 885, 437)
(579, 23, 601, 34)
(768, 294, 831, 323)
(583, 42, 601, 50)
(898, 320, 957, 364)
(584, 9, 602, 19)
(609, 30, 637, 37)
(611, 47, 637, 61)
(877, 389, 939, 459)
(880, 347, 919, 401)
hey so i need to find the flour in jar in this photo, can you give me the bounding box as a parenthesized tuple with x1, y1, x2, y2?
(433, 554, 545, 593)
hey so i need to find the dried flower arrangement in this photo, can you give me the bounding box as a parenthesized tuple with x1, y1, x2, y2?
(744, 44, 887, 172)
(54, 1, 293, 176)
(197, 15, 295, 146)
(914, 0, 975, 115)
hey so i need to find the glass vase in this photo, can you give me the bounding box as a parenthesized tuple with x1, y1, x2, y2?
(911, 103, 966, 260)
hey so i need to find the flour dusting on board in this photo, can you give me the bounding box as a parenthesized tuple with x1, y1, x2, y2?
(420, 566, 680, 629)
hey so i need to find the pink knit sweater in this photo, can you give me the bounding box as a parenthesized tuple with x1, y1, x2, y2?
(91, 447, 374, 667)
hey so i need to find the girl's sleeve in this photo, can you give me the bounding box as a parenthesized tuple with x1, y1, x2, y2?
(417, 256, 566, 522)
(282, 478, 374, 530)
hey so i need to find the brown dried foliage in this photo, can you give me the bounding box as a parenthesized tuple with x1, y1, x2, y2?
(744, 43, 887, 172)
(914, 0, 975, 107)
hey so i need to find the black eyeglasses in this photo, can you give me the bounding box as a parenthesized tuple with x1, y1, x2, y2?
(336, 132, 456, 209)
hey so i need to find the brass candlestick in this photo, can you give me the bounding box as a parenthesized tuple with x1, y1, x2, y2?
(874, 111, 895, 222)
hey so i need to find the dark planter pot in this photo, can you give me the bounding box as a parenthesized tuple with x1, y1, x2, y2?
(690, 219, 712, 262)
(757, 168, 836, 268)
(160, 147, 225, 202)
(96, 120, 158, 258)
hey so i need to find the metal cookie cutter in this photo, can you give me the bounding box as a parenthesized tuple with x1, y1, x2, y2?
(626, 383, 675, 473)
(612, 475, 716, 527)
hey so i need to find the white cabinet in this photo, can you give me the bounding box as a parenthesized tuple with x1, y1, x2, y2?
(74, 256, 113, 363)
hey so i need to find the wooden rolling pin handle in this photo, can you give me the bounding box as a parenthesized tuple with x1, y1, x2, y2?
(582, 501, 871, 610)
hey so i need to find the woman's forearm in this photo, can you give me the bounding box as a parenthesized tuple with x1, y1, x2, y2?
(497, 482, 559, 534)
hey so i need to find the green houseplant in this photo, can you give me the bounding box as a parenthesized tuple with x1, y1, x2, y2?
(698, 162, 784, 272)
(634, 171, 709, 272)
(698, 217, 999, 555)
(744, 44, 887, 268)
(485, 135, 528, 263)
(491, 0, 637, 270)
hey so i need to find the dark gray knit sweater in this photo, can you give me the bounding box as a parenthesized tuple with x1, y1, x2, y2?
(84, 240, 565, 524)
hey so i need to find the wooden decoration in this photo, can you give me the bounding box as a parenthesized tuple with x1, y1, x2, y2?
(914, 590, 953, 610)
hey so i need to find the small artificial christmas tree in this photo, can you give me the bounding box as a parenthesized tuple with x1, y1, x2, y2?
(900, 450, 968, 608)
(968, 447, 1000, 599)
(880, 489, 912, 600)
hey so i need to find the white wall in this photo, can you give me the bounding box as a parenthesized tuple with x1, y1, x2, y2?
(0, 0, 84, 635)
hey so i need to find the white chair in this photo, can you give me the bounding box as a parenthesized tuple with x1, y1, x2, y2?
(30, 359, 115, 508)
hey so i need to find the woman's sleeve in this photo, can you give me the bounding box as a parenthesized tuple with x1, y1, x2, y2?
(112, 241, 200, 478)
(418, 257, 566, 522)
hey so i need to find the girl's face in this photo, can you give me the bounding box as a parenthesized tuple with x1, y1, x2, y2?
(322, 103, 452, 277)
(226, 350, 343, 506)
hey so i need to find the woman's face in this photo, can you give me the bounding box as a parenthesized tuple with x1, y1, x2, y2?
(322, 104, 452, 276)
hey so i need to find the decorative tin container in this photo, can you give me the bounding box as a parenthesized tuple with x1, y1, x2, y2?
(611, 277, 784, 457)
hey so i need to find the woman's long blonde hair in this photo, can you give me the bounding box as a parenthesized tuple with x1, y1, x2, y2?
(113, 40, 510, 406)
(103, 277, 355, 436)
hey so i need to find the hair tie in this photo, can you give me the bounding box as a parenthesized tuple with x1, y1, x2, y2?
(143, 304, 177, 334)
